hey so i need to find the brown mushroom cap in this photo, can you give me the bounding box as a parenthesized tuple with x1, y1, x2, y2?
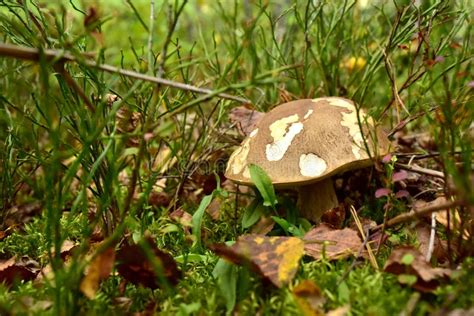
(225, 97, 391, 187)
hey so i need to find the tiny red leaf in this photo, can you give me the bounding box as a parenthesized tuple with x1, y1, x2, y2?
(375, 188, 391, 198)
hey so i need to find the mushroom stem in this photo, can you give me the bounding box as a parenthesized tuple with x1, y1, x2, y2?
(297, 178, 338, 222)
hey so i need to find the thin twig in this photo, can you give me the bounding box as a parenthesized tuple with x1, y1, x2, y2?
(350, 206, 379, 269)
(53, 62, 95, 112)
(147, 0, 156, 74)
(426, 212, 436, 262)
(394, 151, 463, 160)
(338, 227, 371, 285)
(395, 162, 445, 178)
(371, 199, 463, 232)
(388, 106, 438, 138)
(0, 42, 250, 104)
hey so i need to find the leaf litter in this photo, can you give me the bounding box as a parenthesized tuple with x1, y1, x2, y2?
(384, 246, 451, 292)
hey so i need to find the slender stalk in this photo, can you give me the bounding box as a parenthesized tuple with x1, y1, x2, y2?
(0, 42, 250, 104)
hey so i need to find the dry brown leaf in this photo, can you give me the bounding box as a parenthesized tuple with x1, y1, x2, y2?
(116, 237, 180, 289)
(209, 235, 305, 288)
(0, 256, 40, 286)
(321, 204, 346, 228)
(250, 216, 275, 235)
(384, 246, 451, 292)
(303, 224, 362, 260)
(148, 191, 171, 208)
(292, 280, 325, 316)
(229, 106, 264, 136)
(169, 208, 193, 227)
(415, 197, 470, 240)
(4, 201, 42, 227)
(414, 223, 448, 263)
(51, 240, 79, 261)
(80, 246, 116, 299)
(206, 196, 222, 220)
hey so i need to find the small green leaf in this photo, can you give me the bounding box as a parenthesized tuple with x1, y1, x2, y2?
(242, 200, 265, 229)
(249, 164, 278, 209)
(177, 302, 201, 316)
(272, 216, 290, 232)
(192, 193, 214, 251)
(401, 253, 415, 265)
(398, 274, 417, 286)
(338, 281, 350, 303)
(213, 259, 238, 313)
(271, 216, 304, 237)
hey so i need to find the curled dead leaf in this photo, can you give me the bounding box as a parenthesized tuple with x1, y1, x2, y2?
(80, 246, 116, 299)
(303, 224, 362, 260)
(384, 246, 451, 292)
(321, 204, 346, 229)
(292, 280, 325, 316)
(169, 208, 193, 227)
(229, 106, 264, 137)
(209, 235, 304, 288)
(250, 216, 275, 235)
(116, 237, 180, 289)
(414, 223, 449, 264)
(0, 256, 40, 286)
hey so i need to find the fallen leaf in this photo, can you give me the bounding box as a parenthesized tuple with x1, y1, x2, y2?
(321, 204, 346, 228)
(148, 191, 171, 208)
(303, 224, 362, 260)
(414, 223, 448, 263)
(229, 106, 264, 136)
(414, 197, 470, 240)
(292, 280, 325, 316)
(209, 235, 305, 287)
(55, 240, 79, 261)
(169, 208, 193, 227)
(250, 216, 275, 235)
(0, 256, 40, 286)
(384, 246, 451, 292)
(206, 196, 222, 220)
(116, 237, 180, 289)
(80, 246, 116, 299)
(4, 201, 42, 227)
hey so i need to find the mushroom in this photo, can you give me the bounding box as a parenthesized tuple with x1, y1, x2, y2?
(225, 97, 391, 222)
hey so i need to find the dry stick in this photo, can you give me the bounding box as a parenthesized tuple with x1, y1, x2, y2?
(147, 0, 156, 74)
(383, 50, 409, 121)
(395, 151, 463, 160)
(371, 199, 463, 232)
(338, 227, 372, 284)
(394, 162, 445, 178)
(387, 106, 438, 138)
(0, 42, 250, 104)
(426, 212, 437, 262)
(350, 206, 379, 269)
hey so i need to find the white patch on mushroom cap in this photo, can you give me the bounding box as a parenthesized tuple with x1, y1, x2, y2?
(266, 122, 304, 161)
(299, 153, 327, 177)
(326, 98, 367, 159)
(268, 114, 299, 141)
(227, 136, 252, 175)
(304, 109, 314, 120)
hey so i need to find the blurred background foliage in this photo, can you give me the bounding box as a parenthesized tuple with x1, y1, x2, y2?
(0, 0, 472, 314)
